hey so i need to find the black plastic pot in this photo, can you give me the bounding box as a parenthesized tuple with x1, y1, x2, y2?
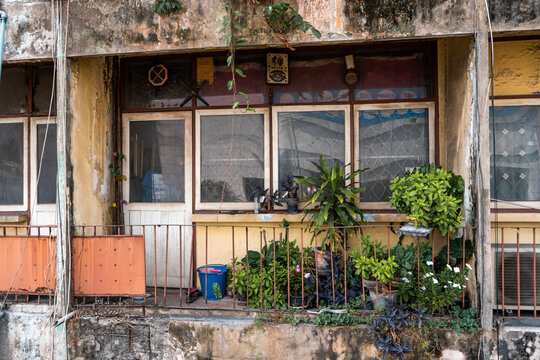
(286, 197, 299, 214)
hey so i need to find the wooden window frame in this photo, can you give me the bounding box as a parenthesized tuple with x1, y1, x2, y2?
(490, 98, 540, 210)
(353, 102, 436, 210)
(0, 117, 28, 212)
(195, 108, 270, 211)
(30, 117, 57, 210)
(272, 104, 351, 210)
(122, 111, 193, 211)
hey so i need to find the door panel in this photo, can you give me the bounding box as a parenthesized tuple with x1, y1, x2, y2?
(123, 112, 193, 288)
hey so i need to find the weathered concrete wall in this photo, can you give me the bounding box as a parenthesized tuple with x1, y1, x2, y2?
(0, 305, 54, 360)
(491, 0, 540, 33)
(1, 0, 53, 62)
(66, 0, 476, 57)
(492, 327, 540, 359)
(2, 0, 539, 62)
(69, 57, 115, 227)
(68, 309, 481, 359)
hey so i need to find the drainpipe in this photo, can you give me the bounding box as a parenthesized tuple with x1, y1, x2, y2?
(0, 11, 6, 81)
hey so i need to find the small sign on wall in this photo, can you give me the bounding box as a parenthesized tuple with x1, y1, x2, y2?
(267, 53, 289, 84)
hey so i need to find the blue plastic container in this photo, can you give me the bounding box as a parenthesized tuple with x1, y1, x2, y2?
(197, 265, 228, 300)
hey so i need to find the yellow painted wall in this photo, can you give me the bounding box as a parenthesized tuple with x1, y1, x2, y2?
(194, 218, 450, 271)
(493, 40, 540, 96)
(70, 57, 115, 231)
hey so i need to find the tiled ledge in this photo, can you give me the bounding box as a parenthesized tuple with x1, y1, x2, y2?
(192, 213, 408, 223)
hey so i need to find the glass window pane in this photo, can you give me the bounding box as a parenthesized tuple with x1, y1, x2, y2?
(278, 111, 345, 201)
(197, 55, 268, 106)
(273, 56, 349, 104)
(0, 123, 24, 204)
(37, 124, 57, 204)
(0, 67, 28, 114)
(359, 108, 429, 202)
(490, 105, 540, 201)
(33, 66, 56, 114)
(123, 60, 192, 110)
(200, 114, 264, 203)
(129, 120, 185, 202)
(354, 50, 432, 101)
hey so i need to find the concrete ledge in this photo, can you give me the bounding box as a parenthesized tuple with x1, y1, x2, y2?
(68, 307, 480, 360)
(0, 214, 27, 224)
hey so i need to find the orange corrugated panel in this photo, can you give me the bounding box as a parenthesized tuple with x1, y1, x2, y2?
(72, 236, 145, 296)
(0, 236, 56, 293)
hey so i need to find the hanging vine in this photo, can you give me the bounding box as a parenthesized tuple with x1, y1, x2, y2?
(223, 0, 254, 112)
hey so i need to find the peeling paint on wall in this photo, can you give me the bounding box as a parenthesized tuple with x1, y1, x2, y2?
(493, 40, 540, 96)
(70, 57, 114, 227)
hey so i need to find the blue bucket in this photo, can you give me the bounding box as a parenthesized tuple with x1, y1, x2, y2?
(197, 265, 228, 300)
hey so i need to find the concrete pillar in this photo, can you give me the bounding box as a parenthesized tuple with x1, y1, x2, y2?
(54, 1, 70, 358)
(473, 0, 493, 351)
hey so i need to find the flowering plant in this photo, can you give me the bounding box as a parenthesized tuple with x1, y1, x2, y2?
(417, 262, 470, 314)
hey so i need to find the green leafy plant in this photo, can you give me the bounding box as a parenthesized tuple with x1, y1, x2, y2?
(389, 164, 465, 235)
(350, 253, 398, 286)
(426, 306, 479, 334)
(154, 0, 182, 15)
(437, 237, 474, 267)
(262, 1, 321, 50)
(296, 156, 367, 250)
(417, 262, 470, 314)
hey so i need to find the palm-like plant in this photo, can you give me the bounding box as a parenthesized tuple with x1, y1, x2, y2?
(296, 156, 367, 250)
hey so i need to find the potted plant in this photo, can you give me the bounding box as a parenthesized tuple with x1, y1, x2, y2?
(389, 164, 465, 235)
(251, 188, 283, 213)
(296, 156, 367, 251)
(289, 265, 305, 307)
(350, 236, 398, 308)
(281, 175, 300, 214)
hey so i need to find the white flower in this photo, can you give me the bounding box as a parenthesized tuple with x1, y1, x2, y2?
(453, 283, 460, 288)
(463, 285, 466, 289)
(432, 278, 438, 284)
(407, 271, 413, 276)
(454, 267, 460, 273)
(426, 261, 433, 266)
(402, 277, 410, 283)
(444, 285, 448, 288)
(466, 264, 472, 270)
(465, 277, 469, 281)
(421, 286, 426, 291)
(446, 264, 453, 270)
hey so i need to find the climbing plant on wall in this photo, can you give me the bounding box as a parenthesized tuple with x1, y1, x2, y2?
(263, 1, 321, 50)
(154, 0, 182, 15)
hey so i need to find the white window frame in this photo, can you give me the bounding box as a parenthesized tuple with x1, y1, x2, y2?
(354, 102, 436, 210)
(122, 111, 193, 211)
(490, 98, 540, 210)
(0, 117, 28, 212)
(30, 117, 57, 211)
(272, 104, 351, 209)
(195, 108, 270, 211)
